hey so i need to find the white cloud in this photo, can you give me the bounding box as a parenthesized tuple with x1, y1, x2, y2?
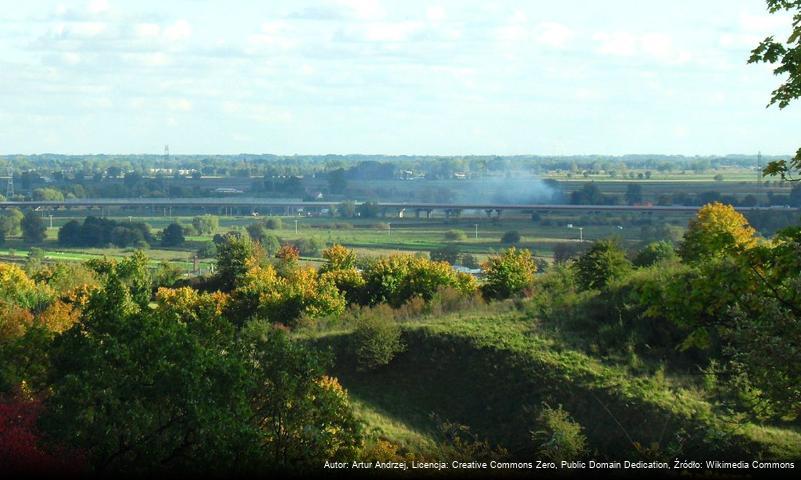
(164, 20, 192, 42)
(594, 31, 691, 63)
(337, 0, 385, 20)
(166, 98, 193, 112)
(360, 21, 423, 42)
(248, 21, 297, 49)
(719, 32, 761, 49)
(739, 12, 792, 33)
(594, 32, 637, 56)
(426, 6, 446, 23)
(497, 16, 573, 49)
(62, 52, 81, 65)
(135, 23, 161, 39)
(536, 22, 573, 48)
(67, 21, 108, 37)
(87, 0, 109, 15)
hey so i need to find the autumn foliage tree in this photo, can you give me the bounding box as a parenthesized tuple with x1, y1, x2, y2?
(231, 259, 345, 327)
(679, 202, 757, 261)
(361, 254, 476, 307)
(481, 247, 537, 299)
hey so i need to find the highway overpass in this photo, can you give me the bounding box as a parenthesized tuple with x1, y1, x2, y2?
(0, 198, 796, 216)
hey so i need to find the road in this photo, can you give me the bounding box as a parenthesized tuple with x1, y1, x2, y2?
(0, 198, 795, 213)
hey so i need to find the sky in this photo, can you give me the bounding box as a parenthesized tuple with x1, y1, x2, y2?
(0, 0, 799, 156)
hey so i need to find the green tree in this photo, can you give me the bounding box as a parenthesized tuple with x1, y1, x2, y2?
(160, 223, 185, 247)
(215, 233, 262, 291)
(242, 321, 362, 468)
(32, 187, 64, 201)
(41, 276, 254, 474)
(327, 168, 348, 194)
(749, 0, 801, 180)
(501, 230, 522, 244)
(574, 239, 632, 290)
(57, 220, 82, 246)
(0, 208, 23, 237)
(624, 184, 643, 205)
(246, 222, 269, 243)
(724, 226, 801, 416)
(192, 215, 219, 235)
(21, 210, 46, 244)
(633, 241, 677, 267)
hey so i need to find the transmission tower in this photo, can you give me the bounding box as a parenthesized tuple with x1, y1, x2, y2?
(6, 167, 13, 198)
(164, 144, 170, 165)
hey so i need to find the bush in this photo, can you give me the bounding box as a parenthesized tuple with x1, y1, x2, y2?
(501, 230, 522, 244)
(574, 239, 631, 291)
(192, 215, 218, 235)
(197, 241, 218, 259)
(430, 245, 460, 265)
(264, 218, 283, 230)
(481, 247, 537, 299)
(352, 308, 405, 371)
(444, 229, 467, 241)
(532, 405, 587, 463)
(461, 254, 480, 269)
(633, 241, 677, 267)
(291, 237, 324, 257)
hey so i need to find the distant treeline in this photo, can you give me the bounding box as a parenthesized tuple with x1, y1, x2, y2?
(0, 153, 795, 205)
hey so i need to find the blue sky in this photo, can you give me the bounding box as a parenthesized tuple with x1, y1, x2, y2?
(0, 0, 798, 156)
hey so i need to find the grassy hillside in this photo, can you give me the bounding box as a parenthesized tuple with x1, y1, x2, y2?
(308, 308, 801, 461)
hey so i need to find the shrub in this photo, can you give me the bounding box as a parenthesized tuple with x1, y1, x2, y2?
(633, 241, 677, 267)
(430, 245, 460, 265)
(461, 253, 480, 269)
(444, 229, 467, 241)
(246, 223, 269, 243)
(264, 218, 283, 230)
(197, 241, 218, 259)
(352, 308, 405, 371)
(501, 230, 522, 244)
(481, 247, 537, 299)
(574, 239, 631, 290)
(192, 215, 218, 235)
(361, 255, 476, 307)
(321, 244, 357, 272)
(291, 237, 324, 257)
(532, 405, 587, 463)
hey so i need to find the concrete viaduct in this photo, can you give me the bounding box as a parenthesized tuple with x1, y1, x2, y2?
(0, 198, 795, 218)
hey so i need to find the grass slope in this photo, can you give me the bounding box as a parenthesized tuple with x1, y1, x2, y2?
(310, 310, 801, 461)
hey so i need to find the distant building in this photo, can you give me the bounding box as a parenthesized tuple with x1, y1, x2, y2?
(214, 187, 243, 194)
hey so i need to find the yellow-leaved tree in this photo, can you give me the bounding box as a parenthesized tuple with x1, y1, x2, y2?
(679, 202, 757, 262)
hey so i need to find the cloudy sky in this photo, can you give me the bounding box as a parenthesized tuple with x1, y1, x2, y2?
(0, 0, 798, 155)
